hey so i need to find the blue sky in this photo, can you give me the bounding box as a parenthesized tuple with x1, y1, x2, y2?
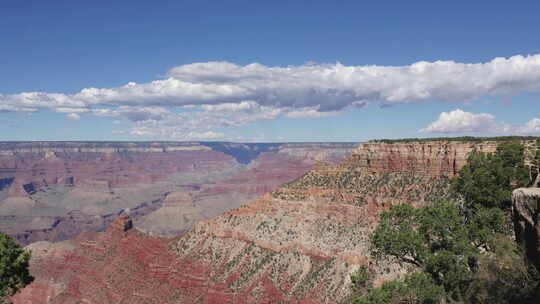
(1, 0, 539, 141)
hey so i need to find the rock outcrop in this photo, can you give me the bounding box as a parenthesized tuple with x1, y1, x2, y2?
(513, 188, 540, 271)
(351, 141, 499, 177)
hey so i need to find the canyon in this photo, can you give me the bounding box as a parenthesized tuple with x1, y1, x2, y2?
(0, 141, 356, 245)
(11, 139, 522, 304)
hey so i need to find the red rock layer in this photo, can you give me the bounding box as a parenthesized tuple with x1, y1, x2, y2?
(12, 216, 325, 304)
(349, 141, 499, 177)
(1, 150, 233, 197)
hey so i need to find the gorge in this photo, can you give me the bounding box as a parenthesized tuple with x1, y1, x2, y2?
(10, 138, 539, 303)
(0, 141, 356, 245)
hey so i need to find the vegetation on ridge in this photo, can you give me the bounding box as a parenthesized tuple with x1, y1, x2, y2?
(0, 233, 33, 303)
(348, 141, 540, 304)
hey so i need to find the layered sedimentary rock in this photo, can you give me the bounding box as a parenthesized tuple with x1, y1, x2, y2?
(16, 139, 537, 303)
(351, 141, 499, 177)
(0, 141, 357, 244)
(0, 142, 227, 198)
(513, 188, 540, 271)
(14, 139, 498, 304)
(0, 143, 241, 244)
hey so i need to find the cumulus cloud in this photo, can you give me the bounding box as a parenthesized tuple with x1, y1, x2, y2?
(125, 103, 283, 140)
(518, 118, 540, 134)
(4, 54, 540, 111)
(420, 109, 500, 133)
(2, 54, 540, 138)
(421, 109, 539, 134)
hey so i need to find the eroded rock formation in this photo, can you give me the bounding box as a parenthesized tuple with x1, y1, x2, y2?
(513, 188, 540, 271)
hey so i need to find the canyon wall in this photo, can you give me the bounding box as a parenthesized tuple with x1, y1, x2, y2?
(12, 139, 514, 304)
(349, 140, 499, 177)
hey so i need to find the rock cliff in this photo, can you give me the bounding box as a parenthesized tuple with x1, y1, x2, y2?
(512, 188, 540, 271)
(350, 141, 499, 177)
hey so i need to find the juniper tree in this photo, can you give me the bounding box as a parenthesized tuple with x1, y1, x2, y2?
(0, 233, 33, 303)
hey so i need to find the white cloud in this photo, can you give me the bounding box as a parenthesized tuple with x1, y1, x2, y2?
(421, 109, 539, 134)
(53, 106, 170, 122)
(90, 106, 170, 121)
(200, 101, 261, 112)
(518, 118, 540, 134)
(55, 107, 89, 114)
(128, 124, 225, 140)
(66, 113, 81, 120)
(3, 54, 540, 112)
(284, 107, 341, 118)
(2, 54, 540, 138)
(420, 109, 499, 133)
(0, 104, 38, 112)
(125, 104, 281, 139)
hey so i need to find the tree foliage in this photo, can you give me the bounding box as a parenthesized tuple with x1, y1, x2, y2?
(0, 233, 33, 303)
(371, 201, 479, 302)
(361, 201, 538, 303)
(351, 272, 444, 304)
(465, 235, 539, 304)
(451, 141, 530, 210)
(531, 139, 540, 186)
